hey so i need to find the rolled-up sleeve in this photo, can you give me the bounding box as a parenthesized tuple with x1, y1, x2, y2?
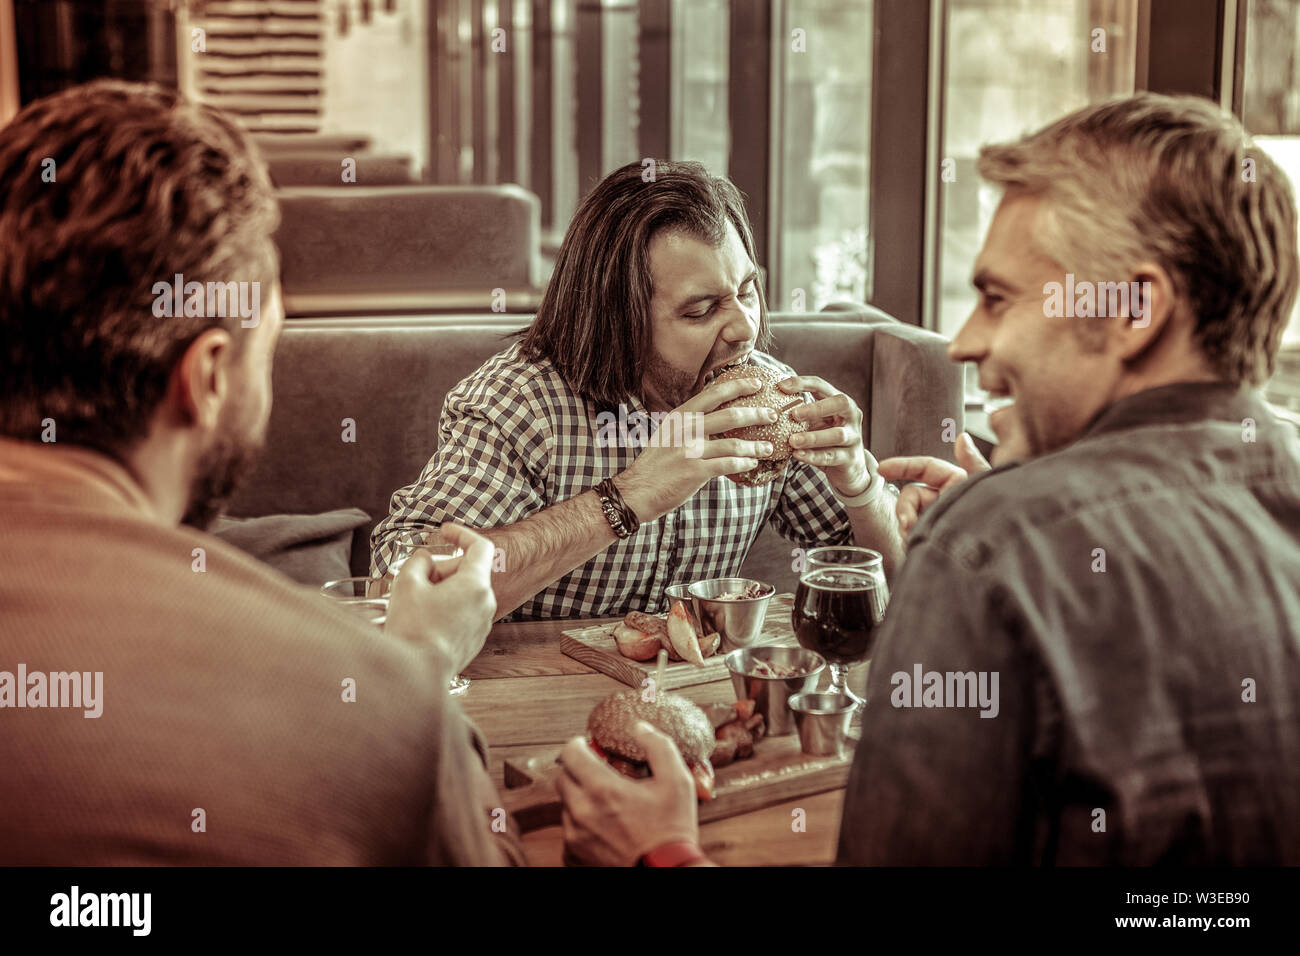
(371, 376, 552, 576)
(835, 539, 1040, 865)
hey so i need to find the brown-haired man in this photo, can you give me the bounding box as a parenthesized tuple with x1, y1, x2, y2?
(558, 93, 1300, 865)
(372, 160, 903, 619)
(0, 81, 521, 865)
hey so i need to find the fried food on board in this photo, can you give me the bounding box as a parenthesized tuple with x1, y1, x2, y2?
(613, 603, 718, 664)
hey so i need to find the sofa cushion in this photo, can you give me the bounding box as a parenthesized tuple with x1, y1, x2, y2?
(276, 186, 542, 306)
(268, 153, 416, 187)
(209, 507, 370, 587)
(225, 316, 530, 576)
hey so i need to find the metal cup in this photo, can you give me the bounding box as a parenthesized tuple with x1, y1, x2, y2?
(663, 583, 704, 634)
(689, 577, 775, 650)
(788, 691, 857, 757)
(724, 646, 825, 736)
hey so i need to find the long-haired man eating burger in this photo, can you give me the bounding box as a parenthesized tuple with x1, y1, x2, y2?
(372, 160, 903, 620)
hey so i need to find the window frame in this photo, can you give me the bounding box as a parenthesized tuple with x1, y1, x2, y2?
(421, 0, 1264, 339)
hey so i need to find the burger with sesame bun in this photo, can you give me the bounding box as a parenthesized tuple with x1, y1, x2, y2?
(711, 362, 811, 487)
(586, 689, 717, 800)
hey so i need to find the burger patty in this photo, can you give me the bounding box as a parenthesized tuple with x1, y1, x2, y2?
(593, 741, 717, 800)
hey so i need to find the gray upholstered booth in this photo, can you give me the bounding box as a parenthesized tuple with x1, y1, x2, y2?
(253, 133, 373, 154)
(267, 153, 417, 188)
(225, 303, 964, 595)
(275, 186, 544, 315)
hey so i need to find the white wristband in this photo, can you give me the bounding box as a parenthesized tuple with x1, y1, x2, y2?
(832, 471, 887, 508)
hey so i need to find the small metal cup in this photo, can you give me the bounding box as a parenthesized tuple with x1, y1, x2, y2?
(689, 577, 775, 650)
(663, 583, 704, 633)
(724, 646, 825, 736)
(788, 692, 857, 757)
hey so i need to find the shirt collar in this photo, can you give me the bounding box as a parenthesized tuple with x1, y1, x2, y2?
(1080, 381, 1267, 441)
(0, 436, 162, 522)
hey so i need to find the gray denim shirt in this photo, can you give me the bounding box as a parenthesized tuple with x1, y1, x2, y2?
(837, 382, 1300, 865)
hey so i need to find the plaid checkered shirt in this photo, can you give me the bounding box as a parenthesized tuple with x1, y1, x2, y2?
(371, 342, 854, 620)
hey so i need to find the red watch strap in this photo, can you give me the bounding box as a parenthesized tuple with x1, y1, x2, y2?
(639, 840, 708, 867)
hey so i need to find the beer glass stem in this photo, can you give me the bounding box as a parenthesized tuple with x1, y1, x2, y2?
(830, 663, 865, 707)
(829, 662, 848, 695)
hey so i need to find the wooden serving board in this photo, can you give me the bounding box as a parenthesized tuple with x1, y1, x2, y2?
(559, 593, 798, 690)
(500, 732, 853, 834)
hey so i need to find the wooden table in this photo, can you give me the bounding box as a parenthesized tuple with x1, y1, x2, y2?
(460, 616, 867, 866)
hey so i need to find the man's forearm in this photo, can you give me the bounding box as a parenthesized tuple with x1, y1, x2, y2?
(477, 488, 621, 618)
(845, 490, 904, 581)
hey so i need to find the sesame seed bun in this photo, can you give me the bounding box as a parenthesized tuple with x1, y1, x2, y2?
(587, 690, 715, 766)
(714, 364, 809, 487)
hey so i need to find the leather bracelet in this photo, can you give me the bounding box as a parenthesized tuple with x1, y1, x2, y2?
(636, 840, 708, 867)
(595, 477, 640, 538)
(832, 470, 887, 508)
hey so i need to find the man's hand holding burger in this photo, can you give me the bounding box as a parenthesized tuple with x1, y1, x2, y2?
(776, 374, 905, 577)
(614, 373, 778, 522)
(557, 722, 706, 867)
(778, 374, 878, 488)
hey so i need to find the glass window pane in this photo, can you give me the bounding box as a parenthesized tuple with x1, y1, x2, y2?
(671, 0, 730, 176)
(1244, 0, 1300, 413)
(551, 0, 580, 229)
(602, 0, 641, 172)
(936, 0, 1138, 359)
(776, 0, 873, 313)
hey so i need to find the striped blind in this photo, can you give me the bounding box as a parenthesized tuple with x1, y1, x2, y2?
(188, 0, 324, 134)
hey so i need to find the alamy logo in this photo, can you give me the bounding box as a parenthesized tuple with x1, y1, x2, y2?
(50, 886, 150, 936)
(0, 664, 103, 718)
(1043, 273, 1151, 327)
(594, 406, 705, 457)
(890, 664, 999, 718)
(152, 273, 261, 328)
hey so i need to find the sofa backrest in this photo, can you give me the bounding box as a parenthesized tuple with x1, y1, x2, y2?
(275, 185, 542, 316)
(225, 305, 964, 587)
(254, 133, 373, 154)
(267, 153, 416, 187)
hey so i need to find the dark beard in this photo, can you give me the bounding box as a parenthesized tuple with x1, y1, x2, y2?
(180, 424, 262, 531)
(643, 349, 699, 411)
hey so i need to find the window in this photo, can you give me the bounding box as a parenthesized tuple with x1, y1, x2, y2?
(1244, 0, 1300, 414)
(667, 0, 875, 311)
(671, 0, 729, 176)
(772, 0, 873, 313)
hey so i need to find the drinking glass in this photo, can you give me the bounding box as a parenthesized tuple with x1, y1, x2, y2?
(389, 527, 471, 696)
(792, 547, 889, 708)
(319, 576, 389, 627)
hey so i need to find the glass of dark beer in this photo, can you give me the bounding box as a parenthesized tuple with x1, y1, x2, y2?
(792, 547, 888, 705)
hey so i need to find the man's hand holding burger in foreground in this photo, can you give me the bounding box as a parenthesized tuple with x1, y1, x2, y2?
(558, 723, 707, 867)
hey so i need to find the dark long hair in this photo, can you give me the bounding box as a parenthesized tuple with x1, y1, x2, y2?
(519, 160, 771, 407)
